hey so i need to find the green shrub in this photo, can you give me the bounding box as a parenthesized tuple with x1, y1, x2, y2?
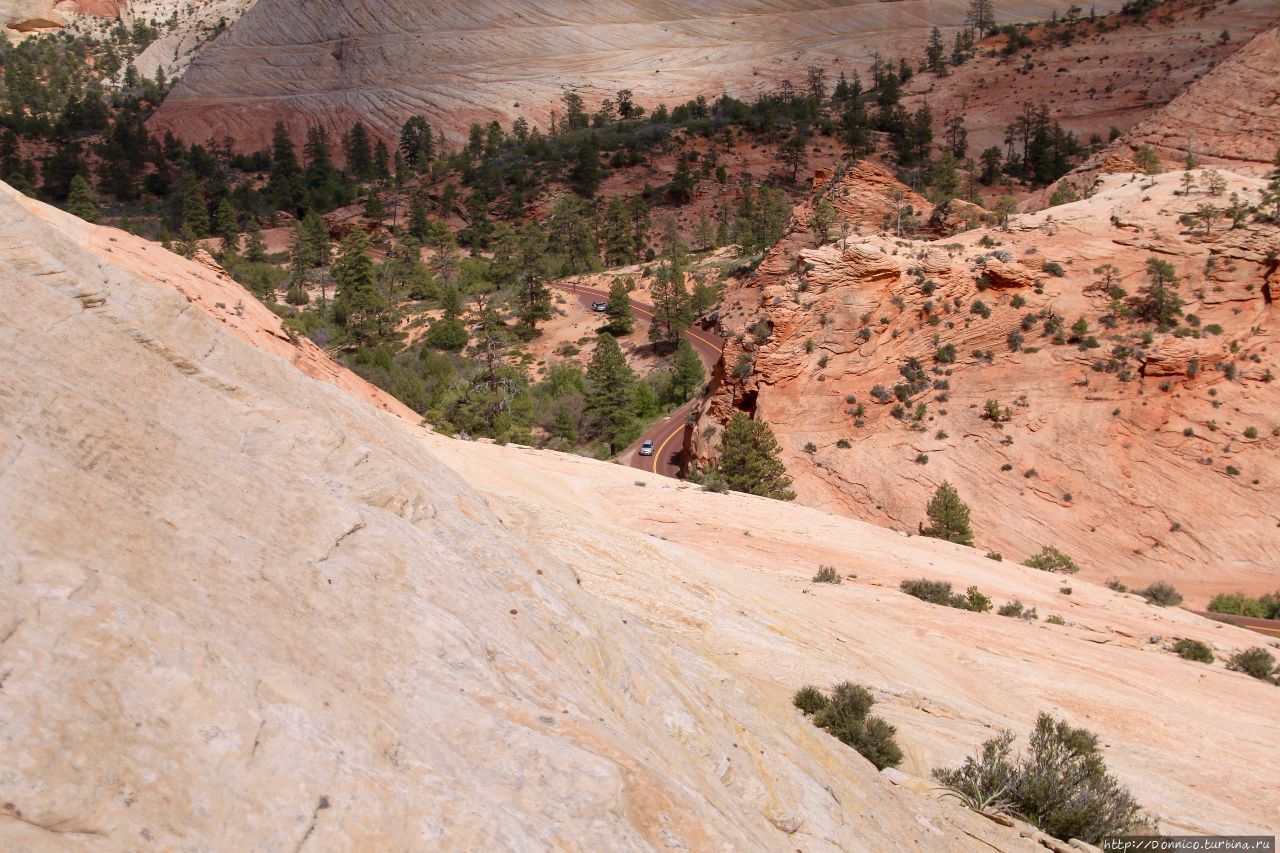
(1105, 578, 1128, 592)
(1045, 614, 1067, 625)
(900, 579, 992, 612)
(986, 551, 1004, 561)
(1207, 592, 1271, 619)
(1024, 546, 1080, 574)
(1042, 261, 1066, 277)
(807, 682, 904, 770)
(793, 685, 829, 715)
(1138, 581, 1183, 607)
(1226, 647, 1277, 681)
(934, 713, 1147, 844)
(813, 565, 841, 584)
(1172, 639, 1214, 664)
(998, 600, 1038, 620)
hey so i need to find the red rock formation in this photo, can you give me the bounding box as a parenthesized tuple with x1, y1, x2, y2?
(692, 161, 1280, 603)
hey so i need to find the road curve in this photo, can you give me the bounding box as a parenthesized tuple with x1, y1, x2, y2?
(1191, 611, 1280, 638)
(552, 280, 723, 478)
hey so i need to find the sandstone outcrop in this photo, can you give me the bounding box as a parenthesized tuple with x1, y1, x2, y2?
(1058, 24, 1280, 198)
(3, 180, 1278, 847)
(693, 164, 1280, 603)
(149, 0, 1129, 150)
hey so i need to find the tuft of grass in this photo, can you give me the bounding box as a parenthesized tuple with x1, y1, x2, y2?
(933, 713, 1148, 844)
(1137, 581, 1183, 607)
(1226, 647, 1277, 681)
(1024, 545, 1080, 574)
(1171, 639, 1214, 664)
(813, 565, 841, 584)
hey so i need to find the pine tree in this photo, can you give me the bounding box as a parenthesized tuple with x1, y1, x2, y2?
(965, 0, 996, 34)
(372, 140, 391, 182)
(712, 412, 796, 500)
(214, 198, 238, 257)
(298, 210, 331, 269)
(669, 338, 705, 402)
(511, 222, 552, 334)
(926, 27, 947, 75)
(332, 227, 385, 342)
(552, 407, 579, 444)
(648, 236, 692, 350)
(242, 215, 268, 263)
(920, 481, 974, 545)
(606, 277, 634, 335)
(584, 333, 636, 454)
(180, 182, 210, 237)
(399, 116, 434, 171)
(66, 174, 100, 223)
(600, 197, 637, 266)
(1131, 257, 1183, 328)
(346, 121, 373, 180)
(267, 121, 302, 211)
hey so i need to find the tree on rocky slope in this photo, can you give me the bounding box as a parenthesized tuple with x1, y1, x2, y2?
(605, 277, 634, 335)
(66, 174, 100, 223)
(712, 413, 796, 501)
(584, 334, 637, 454)
(332, 227, 386, 343)
(920, 481, 974, 546)
(668, 338, 706, 403)
(1130, 257, 1182, 329)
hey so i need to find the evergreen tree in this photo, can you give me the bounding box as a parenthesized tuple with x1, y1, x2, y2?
(267, 121, 303, 211)
(600, 197, 638, 266)
(399, 116, 434, 171)
(552, 407, 579, 444)
(965, 0, 996, 34)
(332, 227, 385, 342)
(926, 27, 947, 75)
(584, 333, 637, 453)
(712, 412, 796, 500)
(1131, 257, 1183, 328)
(920, 481, 974, 545)
(778, 132, 809, 182)
(66, 174, 100, 223)
(242, 215, 268, 263)
(345, 121, 374, 180)
(298, 210, 330, 269)
(372, 140, 391, 182)
(648, 236, 693, 350)
(181, 181, 211, 237)
(668, 338, 706, 402)
(511, 222, 553, 334)
(606, 277, 634, 335)
(214, 198, 238, 256)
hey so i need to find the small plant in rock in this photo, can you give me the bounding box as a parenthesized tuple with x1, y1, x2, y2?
(793, 685, 829, 715)
(933, 713, 1148, 844)
(1226, 647, 1277, 681)
(998, 600, 1039, 620)
(1045, 614, 1067, 625)
(1024, 546, 1080, 574)
(900, 579, 991, 612)
(1138, 581, 1183, 607)
(1106, 578, 1128, 592)
(803, 683, 904, 770)
(1172, 639, 1214, 664)
(986, 551, 1004, 561)
(813, 565, 841, 584)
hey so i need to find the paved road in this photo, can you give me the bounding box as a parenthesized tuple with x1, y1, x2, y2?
(554, 281, 723, 478)
(1192, 611, 1280, 638)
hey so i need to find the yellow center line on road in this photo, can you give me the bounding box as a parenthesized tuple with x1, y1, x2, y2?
(651, 417, 684, 475)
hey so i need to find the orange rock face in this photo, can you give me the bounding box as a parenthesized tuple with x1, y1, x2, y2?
(693, 162, 1280, 604)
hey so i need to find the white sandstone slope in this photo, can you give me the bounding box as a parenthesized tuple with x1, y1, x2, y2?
(0, 182, 1004, 849)
(1, 181, 1277, 849)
